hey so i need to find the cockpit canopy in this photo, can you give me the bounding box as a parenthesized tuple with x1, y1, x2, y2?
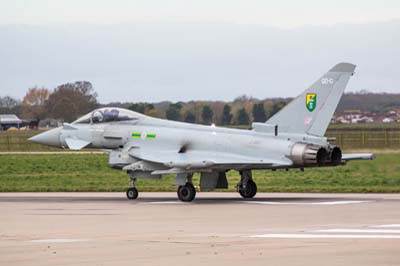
(73, 108, 143, 124)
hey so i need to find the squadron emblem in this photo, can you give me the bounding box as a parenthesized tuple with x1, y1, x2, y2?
(306, 93, 317, 112)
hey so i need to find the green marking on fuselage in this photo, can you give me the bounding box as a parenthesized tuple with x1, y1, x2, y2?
(131, 132, 141, 138)
(146, 133, 156, 139)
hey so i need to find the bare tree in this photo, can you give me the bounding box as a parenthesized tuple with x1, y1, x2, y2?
(0, 96, 21, 115)
(22, 87, 50, 120)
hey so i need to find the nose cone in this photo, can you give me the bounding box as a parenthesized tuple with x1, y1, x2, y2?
(29, 127, 62, 147)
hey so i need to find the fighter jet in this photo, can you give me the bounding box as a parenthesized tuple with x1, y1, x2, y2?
(30, 63, 374, 201)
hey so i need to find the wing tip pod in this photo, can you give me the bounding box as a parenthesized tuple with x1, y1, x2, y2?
(342, 153, 376, 161)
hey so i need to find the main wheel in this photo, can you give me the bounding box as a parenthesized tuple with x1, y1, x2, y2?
(239, 180, 257, 198)
(177, 183, 196, 202)
(126, 187, 138, 200)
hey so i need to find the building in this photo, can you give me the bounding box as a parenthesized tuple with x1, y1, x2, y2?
(38, 118, 63, 128)
(382, 117, 395, 123)
(0, 114, 29, 130)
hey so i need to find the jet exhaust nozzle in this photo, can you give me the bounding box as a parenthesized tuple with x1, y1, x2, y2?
(290, 143, 328, 166)
(290, 143, 343, 167)
(327, 145, 342, 166)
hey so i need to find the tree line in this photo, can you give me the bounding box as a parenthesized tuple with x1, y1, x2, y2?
(121, 96, 288, 126)
(0, 81, 98, 122)
(3, 83, 397, 126)
(0, 82, 289, 125)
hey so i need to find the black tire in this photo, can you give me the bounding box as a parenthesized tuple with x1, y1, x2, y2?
(239, 180, 257, 198)
(249, 180, 257, 198)
(177, 183, 196, 202)
(126, 187, 138, 200)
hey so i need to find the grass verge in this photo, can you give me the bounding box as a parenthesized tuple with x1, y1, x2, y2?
(0, 153, 399, 192)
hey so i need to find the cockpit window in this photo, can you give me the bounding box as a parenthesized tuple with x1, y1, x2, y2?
(74, 113, 91, 124)
(92, 108, 138, 123)
(73, 108, 141, 124)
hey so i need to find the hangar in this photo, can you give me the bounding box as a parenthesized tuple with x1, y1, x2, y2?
(0, 114, 28, 130)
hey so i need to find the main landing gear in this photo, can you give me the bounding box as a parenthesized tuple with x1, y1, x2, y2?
(176, 173, 196, 202)
(237, 170, 257, 199)
(125, 170, 257, 201)
(177, 182, 196, 202)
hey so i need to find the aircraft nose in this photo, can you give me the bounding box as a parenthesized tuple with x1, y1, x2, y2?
(29, 127, 62, 147)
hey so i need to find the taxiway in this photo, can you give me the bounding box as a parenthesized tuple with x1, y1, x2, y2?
(0, 192, 399, 266)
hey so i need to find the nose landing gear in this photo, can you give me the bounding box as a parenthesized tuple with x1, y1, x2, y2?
(126, 177, 139, 200)
(126, 187, 138, 200)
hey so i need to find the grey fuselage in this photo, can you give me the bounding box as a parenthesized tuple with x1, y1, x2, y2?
(61, 113, 328, 170)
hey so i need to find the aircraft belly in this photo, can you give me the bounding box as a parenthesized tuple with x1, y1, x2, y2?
(214, 133, 291, 164)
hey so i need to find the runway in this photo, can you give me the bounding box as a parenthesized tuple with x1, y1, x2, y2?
(1, 192, 400, 266)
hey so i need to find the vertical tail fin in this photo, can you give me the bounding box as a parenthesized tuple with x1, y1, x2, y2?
(266, 62, 356, 136)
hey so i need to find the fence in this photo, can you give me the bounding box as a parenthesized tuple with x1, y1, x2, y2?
(326, 127, 400, 149)
(0, 130, 60, 151)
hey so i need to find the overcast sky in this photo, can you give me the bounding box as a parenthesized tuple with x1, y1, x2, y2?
(1, 0, 400, 102)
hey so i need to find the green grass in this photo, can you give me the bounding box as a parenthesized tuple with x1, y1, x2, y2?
(0, 153, 399, 193)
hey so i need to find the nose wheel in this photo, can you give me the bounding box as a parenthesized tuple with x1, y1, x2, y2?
(126, 175, 139, 200)
(177, 183, 196, 202)
(126, 187, 138, 200)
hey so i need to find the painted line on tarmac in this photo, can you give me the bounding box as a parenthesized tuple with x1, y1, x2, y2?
(29, 238, 90, 243)
(313, 229, 400, 234)
(371, 224, 400, 228)
(141, 200, 371, 205)
(144, 201, 185, 204)
(243, 200, 371, 205)
(247, 234, 400, 239)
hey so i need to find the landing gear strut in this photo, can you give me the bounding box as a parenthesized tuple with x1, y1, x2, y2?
(126, 177, 139, 200)
(237, 170, 257, 199)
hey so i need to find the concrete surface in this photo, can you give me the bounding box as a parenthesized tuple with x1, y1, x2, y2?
(0, 192, 400, 266)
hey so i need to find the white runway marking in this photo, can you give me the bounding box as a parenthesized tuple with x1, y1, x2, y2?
(247, 234, 400, 239)
(29, 239, 89, 243)
(313, 229, 400, 234)
(310, 200, 371, 205)
(141, 200, 372, 205)
(243, 200, 370, 205)
(145, 201, 184, 204)
(371, 224, 400, 228)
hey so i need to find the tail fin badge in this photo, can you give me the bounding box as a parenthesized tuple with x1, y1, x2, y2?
(306, 93, 317, 112)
